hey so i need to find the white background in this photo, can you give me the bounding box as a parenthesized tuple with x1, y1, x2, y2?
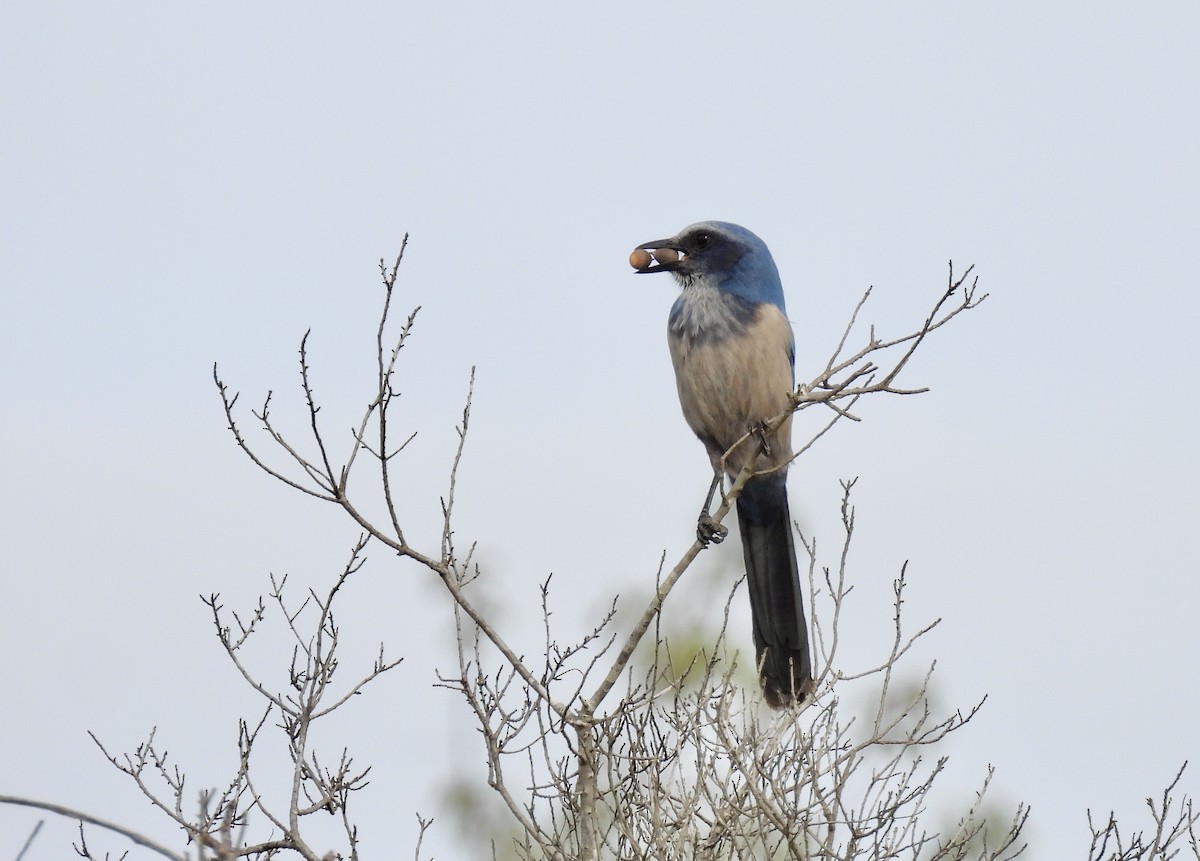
(3, 2, 1198, 858)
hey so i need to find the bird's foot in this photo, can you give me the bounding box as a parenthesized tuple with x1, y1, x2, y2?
(751, 420, 773, 456)
(697, 514, 728, 546)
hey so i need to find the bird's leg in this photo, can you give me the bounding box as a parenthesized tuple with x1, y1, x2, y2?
(697, 470, 728, 546)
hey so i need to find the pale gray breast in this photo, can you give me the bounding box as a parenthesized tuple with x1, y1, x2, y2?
(668, 299, 797, 476)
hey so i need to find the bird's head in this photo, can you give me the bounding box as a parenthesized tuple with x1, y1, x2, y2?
(632, 221, 784, 308)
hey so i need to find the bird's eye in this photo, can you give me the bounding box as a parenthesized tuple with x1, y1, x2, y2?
(694, 232, 712, 250)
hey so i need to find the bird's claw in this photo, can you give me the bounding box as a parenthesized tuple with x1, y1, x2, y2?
(697, 515, 728, 546)
(752, 420, 773, 456)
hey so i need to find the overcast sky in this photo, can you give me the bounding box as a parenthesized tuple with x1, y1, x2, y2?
(3, 2, 1199, 858)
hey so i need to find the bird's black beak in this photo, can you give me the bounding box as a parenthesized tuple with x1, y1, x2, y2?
(631, 237, 686, 273)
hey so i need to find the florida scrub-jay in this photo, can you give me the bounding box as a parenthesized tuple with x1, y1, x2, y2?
(634, 221, 812, 707)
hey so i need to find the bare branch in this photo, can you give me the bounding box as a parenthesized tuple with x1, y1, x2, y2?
(0, 795, 185, 861)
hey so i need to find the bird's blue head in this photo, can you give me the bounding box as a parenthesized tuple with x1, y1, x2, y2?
(633, 221, 786, 311)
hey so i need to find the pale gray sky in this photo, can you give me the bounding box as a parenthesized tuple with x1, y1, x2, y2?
(3, 2, 1198, 858)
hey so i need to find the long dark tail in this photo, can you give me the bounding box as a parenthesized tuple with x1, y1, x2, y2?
(736, 472, 812, 708)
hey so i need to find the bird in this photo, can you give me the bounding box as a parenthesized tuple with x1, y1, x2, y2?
(633, 221, 812, 708)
